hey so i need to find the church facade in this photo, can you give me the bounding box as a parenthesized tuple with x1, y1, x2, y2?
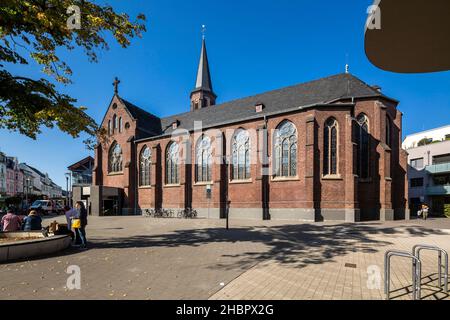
(90, 39, 409, 222)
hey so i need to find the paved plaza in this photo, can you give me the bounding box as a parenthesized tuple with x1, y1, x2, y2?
(1, 216, 450, 300)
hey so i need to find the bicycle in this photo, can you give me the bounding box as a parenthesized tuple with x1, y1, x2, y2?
(177, 208, 198, 219)
(164, 209, 175, 218)
(143, 209, 152, 218)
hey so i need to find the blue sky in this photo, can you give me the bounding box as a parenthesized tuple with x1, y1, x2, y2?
(1, 0, 449, 188)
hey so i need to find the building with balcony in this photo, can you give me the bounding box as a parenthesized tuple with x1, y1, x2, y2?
(68, 156, 94, 187)
(5, 157, 22, 197)
(68, 156, 94, 212)
(404, 126, 450, 216)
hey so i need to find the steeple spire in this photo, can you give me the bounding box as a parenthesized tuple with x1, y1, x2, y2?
(190, 26, 216, 111)
(194, 38, 214, 93)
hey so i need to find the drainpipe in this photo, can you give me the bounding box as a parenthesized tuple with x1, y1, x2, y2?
(134, 138, 138, 215)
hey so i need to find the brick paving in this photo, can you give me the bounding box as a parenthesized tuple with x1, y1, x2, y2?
(1, 216, 450, 300)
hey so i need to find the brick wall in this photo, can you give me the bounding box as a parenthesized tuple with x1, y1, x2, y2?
(96, 96, 407, 221)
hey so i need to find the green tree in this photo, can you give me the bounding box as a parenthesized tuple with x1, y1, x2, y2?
(0, 0, 146, 146)
(417, 137, 433, 147)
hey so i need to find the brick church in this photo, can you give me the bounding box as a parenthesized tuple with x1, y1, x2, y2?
(87, 38, 409, 222)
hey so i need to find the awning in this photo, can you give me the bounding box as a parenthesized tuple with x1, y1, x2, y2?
(365, 0, 450, 73)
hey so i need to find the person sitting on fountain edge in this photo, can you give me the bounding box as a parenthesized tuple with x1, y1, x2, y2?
(22, 210, 42, 231)
(1, 208, 22, 232)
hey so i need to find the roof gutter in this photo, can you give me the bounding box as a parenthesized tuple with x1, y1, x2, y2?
(134, 102, 355, 144)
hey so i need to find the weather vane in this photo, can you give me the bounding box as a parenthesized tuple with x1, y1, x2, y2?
(201, 24, 206, 40)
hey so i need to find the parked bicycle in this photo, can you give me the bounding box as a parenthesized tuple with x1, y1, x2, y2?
(144, 208, 192, 219)
(143, 209, 152, 217)
(177, 208, 198, 219)
(162, 209, 175, 218)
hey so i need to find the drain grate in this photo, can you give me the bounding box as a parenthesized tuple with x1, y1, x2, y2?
(345, 263, 357, 269)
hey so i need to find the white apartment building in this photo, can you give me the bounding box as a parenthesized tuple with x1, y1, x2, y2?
(404, 126, 450, 216)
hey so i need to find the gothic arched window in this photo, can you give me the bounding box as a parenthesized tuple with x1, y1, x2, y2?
(166, 142, 179, 185)
(112, 114, 117, 133)
(231, 129, 250, 180)
(139, 146, 151, 186)
(274, 121, 297, 177)
(385, 115, 391, 147)
(119, 117, 123, 133)
(108, 142, 123, 173)
(356, 113, 370, 179)
(196, 135, 212, 182)
(108, 120, 111, 135)
(324, 118, 339, 176)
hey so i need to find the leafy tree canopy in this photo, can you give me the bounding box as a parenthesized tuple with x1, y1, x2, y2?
(0, 0, 146, 146)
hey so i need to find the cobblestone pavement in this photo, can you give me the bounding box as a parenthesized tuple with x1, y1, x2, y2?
(1, 216, 450, 300)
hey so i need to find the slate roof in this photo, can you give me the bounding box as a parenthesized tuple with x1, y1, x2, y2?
(119, 98, 163, 137)
(192, 39, 215, 95)
(125, 73, 396, 141)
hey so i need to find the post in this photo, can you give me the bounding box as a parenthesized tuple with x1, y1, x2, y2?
(25, 178, 29, 208)
(66, 175, 69, 206)
(439, 251, 442, 288)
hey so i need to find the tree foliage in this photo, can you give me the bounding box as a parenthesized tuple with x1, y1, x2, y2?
(0, 0, 146, 146)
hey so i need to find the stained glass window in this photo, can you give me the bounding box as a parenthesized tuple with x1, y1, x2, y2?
(324, 118, 339, 175)
(356, 114, 370, 179)
(108, 142, 123, 173)
(166, 142, 179, 184)
(196, 135, 212, 182)
(139, 146, 151, 186)
(274, 121, 297, 177)
(231, 130, 250, 180)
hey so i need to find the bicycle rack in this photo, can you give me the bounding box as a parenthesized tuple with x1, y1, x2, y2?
(413, 244, 448, 293)
(385, 250, 421, 300)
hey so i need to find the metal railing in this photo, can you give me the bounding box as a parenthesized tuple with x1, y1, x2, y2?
(425, 162, 450, 175)
(385, 245, 449, 300)
(385, 250, 422, 300)
(413, 244, 448, 293)
(426, 185, 450, 196)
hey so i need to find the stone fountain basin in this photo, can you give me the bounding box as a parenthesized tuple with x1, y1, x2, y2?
(0, 232, 71, 263)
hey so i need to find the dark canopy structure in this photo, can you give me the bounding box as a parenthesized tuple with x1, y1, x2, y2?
(365, 0, 450, 73)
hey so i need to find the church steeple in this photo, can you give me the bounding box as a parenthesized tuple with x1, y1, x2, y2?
(190, 30, 216, 111)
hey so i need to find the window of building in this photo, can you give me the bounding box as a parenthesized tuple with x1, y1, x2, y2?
(356, 114, 370, 179)
(108, 120, 111, 135)
(196, 135, 212, 182)
(410, 158, 424, 169)
(139, 146, 151, 186)
(433, 153, 450, 165)
(386, 115, 391, 147)
(433, 174, 450, 186)
(231, 129, 250, 180)
(410, 178, 424, 188)
(166, 142, 179, 185)
(112, 114, 117, 133)
(119, 117, 123, 133)
(108, 142, 123, 173)
(324, 118, 339, 176)
(274, 120, 297, 178)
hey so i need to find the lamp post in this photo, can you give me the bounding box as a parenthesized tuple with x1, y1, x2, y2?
(25, 177, 30, 207)
(65, 173, 70, 206)
(223, 155, 230, 231)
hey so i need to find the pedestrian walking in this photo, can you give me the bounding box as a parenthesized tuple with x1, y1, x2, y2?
(73, 201, 88, 249)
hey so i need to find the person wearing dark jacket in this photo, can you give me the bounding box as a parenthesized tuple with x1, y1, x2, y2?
(74, 201, 88, 248)
(22, 210, 42, 231)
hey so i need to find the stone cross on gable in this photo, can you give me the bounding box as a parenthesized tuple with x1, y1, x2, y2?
(113, 77, 120, 95)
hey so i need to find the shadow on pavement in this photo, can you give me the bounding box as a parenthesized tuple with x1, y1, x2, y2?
(87, 223, 448, 270)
